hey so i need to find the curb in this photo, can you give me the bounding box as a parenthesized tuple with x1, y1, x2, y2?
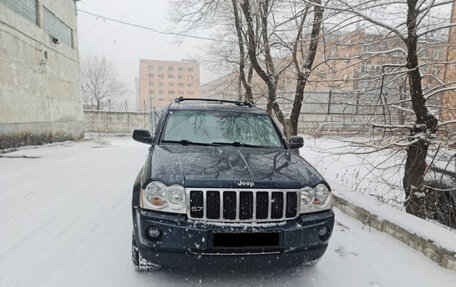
(333, 195, 456, 272)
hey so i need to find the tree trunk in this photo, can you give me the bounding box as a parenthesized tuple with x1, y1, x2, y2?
(403, 0, 439, 213)
(232, 0, 253, 102)
(290, 0, 323, 137)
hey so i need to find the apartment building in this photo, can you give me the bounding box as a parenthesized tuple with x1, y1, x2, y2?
(443, 2, 456, 122)
(202, 29, 448, 112)
(138, 59, 200, 110)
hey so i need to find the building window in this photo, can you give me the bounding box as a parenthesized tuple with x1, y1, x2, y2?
(159, 98, 164, 101)
(148, 65, 154, 70)
(168, 90, 175, 94)
(421, 49, 429, 58)
(330, 49, 336, 58)
(432, 67, 440, 76)
(188, 83, 193, 87)
(149, 81, 154, 86)
(168, 74, 174, 79)
(362, 44, 372, 53)
(158, 82, 164, 86)
(158, 74, 164, 78)
(320, 70, 326, 80)
(1, 0, 37, 24)
(158, 66, 164, 71)
(149, 90, 155, 94)
(43, 7, 73, 47)
(434, 48, 443, 59)
(178, 67, 184, 72)
(169, 82, 174, 87)
(159, 90, 164, 94)
(177, 75, 183, 79)
(187, 75, 194, 80)
(178, 83, 184, 87)
(168, 66, 174, 71)
(149, 73, 154, 78)
(187, 67, 194, 72)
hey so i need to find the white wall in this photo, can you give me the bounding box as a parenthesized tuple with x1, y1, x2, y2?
(0, 0, 83, 148)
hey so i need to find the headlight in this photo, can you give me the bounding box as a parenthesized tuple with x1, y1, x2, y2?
(166, 185, 186, 209)
(141, 181, 186, 214)
(300, 184, 332, 214)
(314, 184, 331, 208)
(300, 187, 315, 207)
(143, 181, 167, 208)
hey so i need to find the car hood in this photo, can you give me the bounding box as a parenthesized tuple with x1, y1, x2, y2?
(148, 144, 326, 189)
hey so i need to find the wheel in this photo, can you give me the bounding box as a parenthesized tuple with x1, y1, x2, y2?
(302, 258, 320, 266)
(132, 232, 162, 272)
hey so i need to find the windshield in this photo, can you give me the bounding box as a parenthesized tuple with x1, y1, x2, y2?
(161, 110, 283, 148)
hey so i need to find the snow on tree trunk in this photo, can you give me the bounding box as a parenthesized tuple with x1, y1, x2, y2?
(403, 0, 439, 213)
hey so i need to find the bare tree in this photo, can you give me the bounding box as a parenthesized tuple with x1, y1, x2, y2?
(81, 56, 126, 111)
(307, 0, 456, 215)
(232, 0, 254, 102)
(172, 0, 325, 139)
(240, 0, 324, 138)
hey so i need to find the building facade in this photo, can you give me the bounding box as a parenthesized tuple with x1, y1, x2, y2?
(138, 59, 200, 111)
(443, 1, 456, 122)
(0, 0, 83, 149)
(202, 29, 447, 113)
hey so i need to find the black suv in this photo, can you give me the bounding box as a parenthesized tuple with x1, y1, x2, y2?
(131, 98, 334, 271)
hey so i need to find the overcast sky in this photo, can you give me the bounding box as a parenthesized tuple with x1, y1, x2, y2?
(76, 0, 217, 107)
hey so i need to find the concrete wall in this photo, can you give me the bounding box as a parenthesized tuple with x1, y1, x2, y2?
(84, 111, 150, 134)
(256, 100, 412, 136)
(0, 0, 83, 149)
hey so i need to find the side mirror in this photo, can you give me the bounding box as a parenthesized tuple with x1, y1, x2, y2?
(288, 136, 304, 149)
(133, 129, 154, 144)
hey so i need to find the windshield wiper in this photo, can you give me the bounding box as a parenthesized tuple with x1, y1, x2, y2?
(161, 140, 214, 146)
(212, 141, 273, 148)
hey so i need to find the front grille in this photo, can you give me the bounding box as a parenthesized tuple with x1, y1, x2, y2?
(187, 188, 300, 222)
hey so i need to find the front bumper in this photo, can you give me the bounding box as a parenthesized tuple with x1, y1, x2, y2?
(133, 208, 335, 268)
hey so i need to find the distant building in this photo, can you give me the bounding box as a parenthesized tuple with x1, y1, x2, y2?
(0, 0, 83, 149)
(443, 1, 456, 122)
(202, 29, 447, 111)
(138, 59, 200, 111)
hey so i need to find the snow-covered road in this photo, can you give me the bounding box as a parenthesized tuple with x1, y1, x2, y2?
(1, 137, 455, 287)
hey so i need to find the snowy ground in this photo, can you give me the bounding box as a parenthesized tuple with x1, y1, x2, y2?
(1, 136, 456, 287)
(302, 136, 456, 207)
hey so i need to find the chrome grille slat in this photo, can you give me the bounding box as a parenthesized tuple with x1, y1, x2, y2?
(202, 190, 207, 219)
(186, 188, 300, 223)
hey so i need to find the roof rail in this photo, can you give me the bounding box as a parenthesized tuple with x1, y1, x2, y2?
(174, 97, 255, 107)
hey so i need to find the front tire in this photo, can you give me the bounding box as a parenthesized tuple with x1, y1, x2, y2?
(132, 232, 162, 272)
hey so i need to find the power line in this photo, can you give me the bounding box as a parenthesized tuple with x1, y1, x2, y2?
(77, 9, 234, 43)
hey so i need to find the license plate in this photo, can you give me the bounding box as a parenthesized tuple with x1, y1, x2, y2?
(213, 232, 279, 248)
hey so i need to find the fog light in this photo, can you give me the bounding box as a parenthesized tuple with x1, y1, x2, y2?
(318, 226, 330, 241)
(146, 226, 161, 240)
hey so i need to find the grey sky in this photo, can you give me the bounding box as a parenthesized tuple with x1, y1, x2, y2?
(76, 0, 216, 107)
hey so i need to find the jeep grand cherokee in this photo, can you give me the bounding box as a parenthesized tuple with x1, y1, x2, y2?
(131, 97, 334, 271)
